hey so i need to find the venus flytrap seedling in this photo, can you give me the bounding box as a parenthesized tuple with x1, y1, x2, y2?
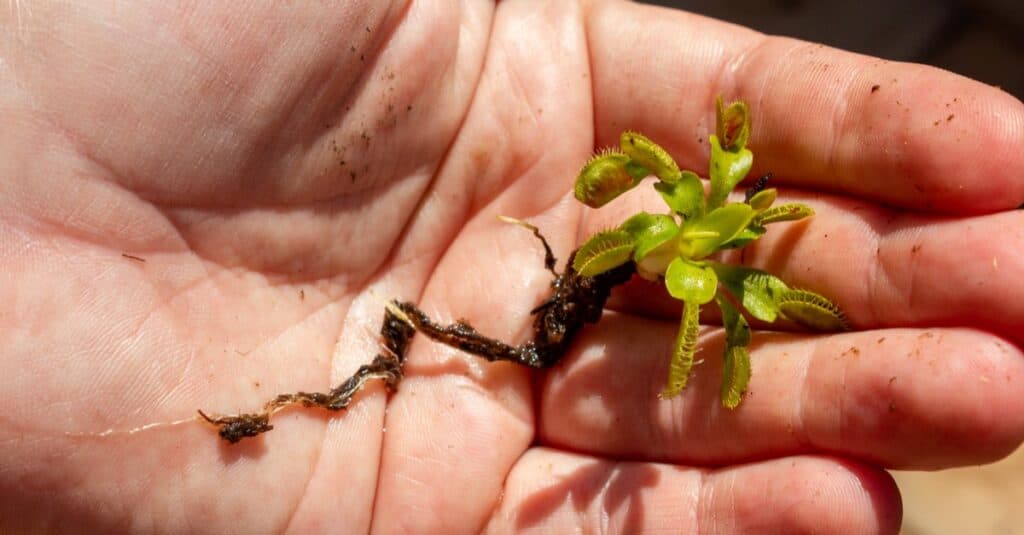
(572, 98, 848, 407)
(191, 98, 847, 444)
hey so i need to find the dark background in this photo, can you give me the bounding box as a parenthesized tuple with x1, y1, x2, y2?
(640, 0, 1024, 99)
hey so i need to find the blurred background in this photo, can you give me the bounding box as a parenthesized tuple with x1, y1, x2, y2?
(638, 1, 1024, 533)
(641, 0, 1024, 98)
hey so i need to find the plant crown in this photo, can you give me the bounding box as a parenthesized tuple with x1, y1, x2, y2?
(573, 98, 848, 407)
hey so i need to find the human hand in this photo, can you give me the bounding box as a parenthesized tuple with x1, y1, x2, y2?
(2, 1, 1023, 533)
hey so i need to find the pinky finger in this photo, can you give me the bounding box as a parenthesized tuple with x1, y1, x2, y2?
(485, 448, 901, 534)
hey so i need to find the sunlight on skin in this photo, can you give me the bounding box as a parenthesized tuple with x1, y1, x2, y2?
(1, 0, 1023, 532)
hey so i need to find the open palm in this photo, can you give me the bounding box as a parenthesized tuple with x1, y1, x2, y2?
(3, 1, 1024, 533)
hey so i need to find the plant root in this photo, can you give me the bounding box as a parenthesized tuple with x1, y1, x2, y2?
(201, 224, 635, 443)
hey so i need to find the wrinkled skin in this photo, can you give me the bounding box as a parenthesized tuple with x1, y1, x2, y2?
(3, 1, 1024, 533)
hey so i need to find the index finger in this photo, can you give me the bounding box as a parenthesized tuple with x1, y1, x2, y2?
(585, 1, 1024, 214)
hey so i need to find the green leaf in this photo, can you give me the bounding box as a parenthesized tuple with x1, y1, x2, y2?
(720, 224, 765, 249)
(717, 295, 751, 347)
(660, 301, 700, 398)
(715, 97, 751, 152)
(620, 131, 683, 183)
(574, 150, 641, 208)
(707, 136, 754, 209)
(619, 212, 681, 262)
(618, 211, 661, 236)
(624, 160, 651, 180)
(653, 171, 705, 219)
(680, 203, 755, 259)
(746, 187, 777, 212)
(665, 257, 718, 304)
(712, 263, 789, 323)
(776, 289, 850, 331)
(753, 203, 815, 225)
(716, 295, 752, 409)
(721, 346, 751, 409)
(572, 230, 635, 276)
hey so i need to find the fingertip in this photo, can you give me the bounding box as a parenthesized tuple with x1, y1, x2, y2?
(792, 329, 1024, 469)
(936, 335, 1024, 465)
(885, 331, 1024, 468)
(839, 459, 904, 535)
(701, 456, 902, 535)
(873, 72, 1024, 214)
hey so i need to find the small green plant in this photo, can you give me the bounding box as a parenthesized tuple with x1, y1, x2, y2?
(195, 98, 850, 444)
(573, 98, 848, 408)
